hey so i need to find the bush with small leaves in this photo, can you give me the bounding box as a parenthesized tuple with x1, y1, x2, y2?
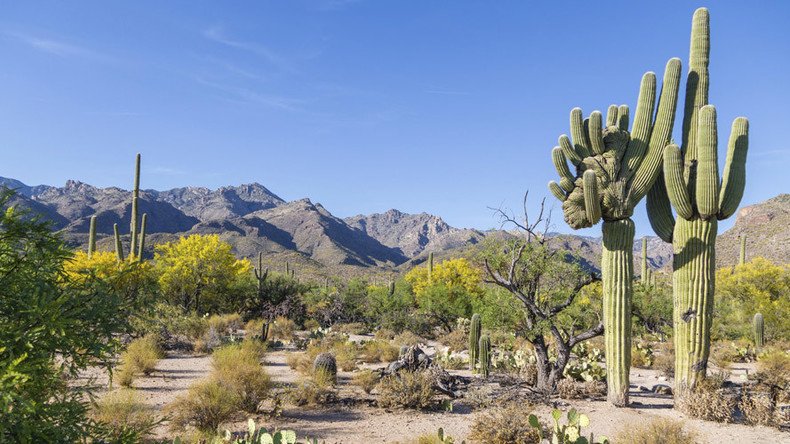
(91, 389, 158, 442)
(676, 375, 736, 422)
(653, 342, 675, 378)
(739, 388, 779, 427)
(361, 340, 400, 363)
(166, 378, 240, 433)
(289, 369, 336, 407)
(393, 331, 426, 347)
(438, 328, 468, 353)
(211, 341, 271, 413)
(615, 418, 696, 444)
(116, 335, 164, 387)
(377, 371, 435, 409)
(269, 316, 296, 341)
(469, 403, 541, 444)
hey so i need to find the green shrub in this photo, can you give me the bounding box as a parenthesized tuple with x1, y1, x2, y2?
(207, 313, 242, 335)
(437, 328, 468, 353)
(211, 341, 271, 413)
(392, 331, 426, 347)
(289, 369, 336, 406)
(166, 379, 240, 433)
(377, 371, 434, 409)
(614, 418, 697, 444)
(269, 316, 296, 341)
(91, 389, 158, 442)
(116, 335, 164, 387)
(469, 403, 541, 444)
(361, 340, 399, 363)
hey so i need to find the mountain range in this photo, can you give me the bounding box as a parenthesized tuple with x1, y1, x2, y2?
(1, 176, 786, 279)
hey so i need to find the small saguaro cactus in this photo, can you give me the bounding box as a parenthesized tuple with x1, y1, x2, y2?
(388, 280, 395, 297)
(753, 313, 764, 349)
(113, 223, 124, 261)
(548, 55, 681, 406)
(740, 234, 747, 266)
(646, 8, 749, 397)
(253, 252, 270, 341)
(478, 334, 491, 378)
(87, 215, 97, 259)
(469, 313, 481, 372)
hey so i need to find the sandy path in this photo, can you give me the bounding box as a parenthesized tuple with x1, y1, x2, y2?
(84, 347, 787, 443)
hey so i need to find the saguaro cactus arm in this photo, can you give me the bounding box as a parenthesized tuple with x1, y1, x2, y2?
(646, 175, 675, 243)
(88, 215, 97, 258)
(113, 223, 124, 261)
(717, 118, 749, 220)
(138, 213, 147, 262)
(582, 170, 601, 225)
(696, 106, 720, 219)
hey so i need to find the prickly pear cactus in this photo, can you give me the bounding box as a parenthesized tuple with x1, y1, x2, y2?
(549, 57, 681, 406)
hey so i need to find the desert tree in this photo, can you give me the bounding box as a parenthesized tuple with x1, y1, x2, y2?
(481, 192, 603, 393)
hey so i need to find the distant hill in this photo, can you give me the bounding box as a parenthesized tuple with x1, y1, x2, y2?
(1, 176, 786, 279)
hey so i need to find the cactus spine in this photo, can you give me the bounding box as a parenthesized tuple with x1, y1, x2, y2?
(87, 215, 97, 258)
(478, 334, 490, 378)
(641, 237, 648, 285)
(549, 55, 681, 405)
(739, 234, 747, 265)
(469, 313, 481, 372)
(753, 313, 764, 349)
(646, 8, 749, 396)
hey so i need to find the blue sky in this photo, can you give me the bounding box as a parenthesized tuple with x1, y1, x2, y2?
(1, 1, 788, 237)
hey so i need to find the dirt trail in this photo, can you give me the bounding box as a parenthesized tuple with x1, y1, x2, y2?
(89, 347, 786, 444)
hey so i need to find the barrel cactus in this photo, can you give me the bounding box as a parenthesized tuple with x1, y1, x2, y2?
(469, 313, 481, 372)
(753, 313, 764, 349)
(646, 8, 749, 396)
(478, 335, 491, 379)
(549, 58, 681, 406)
(313, 352, 337, 382)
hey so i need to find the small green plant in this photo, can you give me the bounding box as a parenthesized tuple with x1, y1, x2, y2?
(376, 371, 434, 409)
(530, 409, 608, 444)
(289, 369, 336, 407)
(631, 341, 654, 368)
(212, 341, 271, 413)
(469, 313, 481, 372)
(166, 378, 240, 433)
(116, 334, 164, 387)
(91, 389, 159, 442)
(222, 418, 297, 444)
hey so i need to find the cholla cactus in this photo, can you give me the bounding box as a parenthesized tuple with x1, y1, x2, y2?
(646, 8, 749, 396)
(549, 58, 681, 406)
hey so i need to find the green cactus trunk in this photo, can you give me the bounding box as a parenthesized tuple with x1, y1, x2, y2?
(137, 213, 147, 262)
(478, 335, 490, 379)
(129, 153, 141, 260)
(672, 217, 716, 394)
(87, 215, 97, 258)
(753, 313, 764, 349)
(469, 313, 481, 372)
(601, 219, 634, 406)
(113, 223, 124, 262)
(739, 235, 747, 266)
(428, 252, 434, 282)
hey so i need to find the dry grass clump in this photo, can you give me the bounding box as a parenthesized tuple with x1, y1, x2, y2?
(653, 342, 675, 378)
(116, 335, 164, 387)
(289, 368, 337, 406)
(676, 375, 736, 422)
(269, 316, 296, 341)
(332, 341, 358, 372)
(193, 326, 225, 354)
(303, 319, 321, 331)
(556, 379, 606, 400)
(468, 403, 541, 444)
(207, 313, 242, 335)
(392, 331, 426, 347)
(739, 388, 779, 426)
(614, 418, 697, 444)
(361, 340, 399, 363)
(332, 322, 368, 335)
(756, 349, 790, 394)
(374, 328, 397, 341)
(286, 352, 313, 374)
(91, 389, 158, 441)
(243, 318, 264, 339)
(352, 369, 380, 394)
(211, 341, 270, 413)
(438, 328, 468, 353)
(377, 371, 435, 409)
(166, 379, 240, 432)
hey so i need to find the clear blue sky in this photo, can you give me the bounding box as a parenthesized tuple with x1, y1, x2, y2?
(1, 1, 788, 237)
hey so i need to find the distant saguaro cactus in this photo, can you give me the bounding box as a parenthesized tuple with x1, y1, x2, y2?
(253, 252, 270, 341)
(469, 313, 481, 372)
(646, 8, 749, 397)
(428, 252, 434, 281)
(87, 215, 97, 259)
(740, 234, 747, 265)
(753, 313, 764, 349)
(641, 237, 648, 285)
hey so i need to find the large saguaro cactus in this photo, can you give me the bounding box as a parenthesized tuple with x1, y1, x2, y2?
(113, 153, 149, 263)
(646, 8, 749, 397)
(549, 58, 681, 406)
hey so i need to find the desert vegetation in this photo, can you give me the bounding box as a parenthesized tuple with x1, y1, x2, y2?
(1, 5, 788, 444)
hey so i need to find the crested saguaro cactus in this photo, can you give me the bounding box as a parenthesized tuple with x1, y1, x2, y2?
(549, 56, 681, 406)
(646, 8, 749, 396)
(469, 313, 481, 372)
(753, 313, 764, 349)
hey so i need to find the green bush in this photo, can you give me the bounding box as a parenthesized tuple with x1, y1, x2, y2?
(166, 378, 240, 433)
(352, 369, 380, 394)
(211, 341, 271, 413)
(288, 369, 336, 406)
(116, 335, 164, 387)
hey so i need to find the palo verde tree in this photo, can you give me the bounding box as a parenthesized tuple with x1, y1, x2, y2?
(482, 195, 602, 393)
(547, 42, 681, 406)
(646, 8, 749, 397)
